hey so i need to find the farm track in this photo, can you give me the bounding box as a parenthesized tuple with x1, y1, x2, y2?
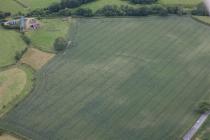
(1, 17, 210, 140)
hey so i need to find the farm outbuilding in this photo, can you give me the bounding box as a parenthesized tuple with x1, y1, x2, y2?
(3, 17, 40, 31)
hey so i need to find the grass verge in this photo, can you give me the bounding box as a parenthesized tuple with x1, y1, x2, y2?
(192, 16, 210, 26)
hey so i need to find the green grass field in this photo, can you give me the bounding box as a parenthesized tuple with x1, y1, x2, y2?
(160, 0, 201, 6)
(19, 0, 60, 9)
(26, 18, 71, 52)
(0, 27, 27, 68)
(0, 65, 34, 116)
(0, 0, 60, 14)
(0, 0, 27, 14)
(0, 68, 26, 110)
(1, 17, 210, 140)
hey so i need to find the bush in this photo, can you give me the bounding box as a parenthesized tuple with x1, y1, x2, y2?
(15, 48, 28, 61)
(54, 37, 68, 51)
(27, 8, 47, 17)
(0, 11, 11, 19)
(197, 102, 210, 114)
(192, 2, 209, 16)
(96, 5, 170, 17)
(74, 8, 93, 17)
(128, 0, 158, 4)
(58, 8, 72, 16)
(21, 34, 31, 45)
(96, 5, 123, 16)
(48, 0, 96, 13)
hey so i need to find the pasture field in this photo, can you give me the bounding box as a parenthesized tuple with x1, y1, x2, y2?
(26, 18, 71, 52)
(0, 68, 26, 111)
(160, 0, 201, 6)
(0, 27, 27, 68)
(1, 17, 210, 140)
(0, 0, 26, 14)
(18, 0, 60, 9)
(0, 0, 60, 14)
(0, 65, 34, 116)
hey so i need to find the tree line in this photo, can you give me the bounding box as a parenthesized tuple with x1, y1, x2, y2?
(28, 4, 186, 17)
(127, 0, 158, 4)
(48, 0, 96, 13)
(23, 1, 210, 17)
(0, 11, 11, 19)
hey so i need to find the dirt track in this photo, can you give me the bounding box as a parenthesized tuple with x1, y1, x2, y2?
(183, 113, 209, 140)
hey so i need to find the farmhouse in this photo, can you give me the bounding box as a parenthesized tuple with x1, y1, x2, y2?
(3, 17, 40, 31)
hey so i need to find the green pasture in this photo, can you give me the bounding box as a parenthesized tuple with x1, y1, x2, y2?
(159, 0, 201, 6)
(1, 17, 210, 140)
(0, 0, 60, 14)
(26, 18, 71, 52)
(0, 0, 26, 14)
(19, 0, 60, 9)
(0, 65, 34, 116)
(0, 27, 27, 68)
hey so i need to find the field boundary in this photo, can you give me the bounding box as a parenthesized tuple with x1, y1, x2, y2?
(0, 128, 29, 140)
(183, 113, 209, 140)
(0, 64, 35, 118)
(191, 16, 210, 27)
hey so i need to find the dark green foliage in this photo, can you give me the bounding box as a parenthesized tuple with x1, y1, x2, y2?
(21, 34, 31, 45)
(128, 0, 158, 4)
(0, 11, 11, 19)
(15, 48, 27, 61)
(96, 5, 123, 16)
(95, 5, 188, 17)
(48, 2, 61, 12)
(152, 5, 168, 16)
(28, 0, 95, 16)
(48, 0, 96, 13)
(192, 2, 209, 16)
(167, 6, 185, 16)
(197, 102, 210, 114)
(54, 37, 68, 51)
(27, 8, 47, 17)
(96, 5, 170, 16)
(74, 8, 93, 16)
(58, 8, 72, 16)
